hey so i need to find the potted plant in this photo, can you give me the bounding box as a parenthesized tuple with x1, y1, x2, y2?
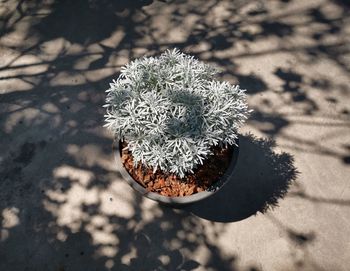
(104, 49, 250, 205)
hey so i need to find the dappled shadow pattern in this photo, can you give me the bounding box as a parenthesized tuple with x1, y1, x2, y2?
(187, 134, 298, 222)
(35, 0, 154, 45)
(274, 68, 318, 114)
(1, 0, 350, 270)
(266, 214, 319, 270)
(0, 156, 240, 271)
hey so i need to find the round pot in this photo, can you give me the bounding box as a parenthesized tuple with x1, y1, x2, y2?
(114, 139, 239, 206)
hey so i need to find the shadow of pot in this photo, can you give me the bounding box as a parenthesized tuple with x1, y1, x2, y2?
(185, 134, 298, 222)
(113, 140, 239, 207)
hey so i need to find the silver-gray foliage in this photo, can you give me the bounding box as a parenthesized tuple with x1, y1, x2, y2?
(104, 49, 250, 177)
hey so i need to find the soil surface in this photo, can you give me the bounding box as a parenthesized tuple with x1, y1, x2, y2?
(120, 141, 234, 197)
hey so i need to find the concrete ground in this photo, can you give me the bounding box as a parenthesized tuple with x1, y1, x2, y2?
(1, 0, 350, 270)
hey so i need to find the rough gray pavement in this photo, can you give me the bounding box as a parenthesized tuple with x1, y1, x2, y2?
(1, 0, 350, 270)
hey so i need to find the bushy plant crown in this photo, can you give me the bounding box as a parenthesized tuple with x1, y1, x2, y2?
(104, 49, 250, 177)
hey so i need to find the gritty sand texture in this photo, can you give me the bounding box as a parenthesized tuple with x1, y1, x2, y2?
(0, 0, 350, 270)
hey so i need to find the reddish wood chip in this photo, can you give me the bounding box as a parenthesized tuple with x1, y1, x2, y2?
(159, 178, 165, 187)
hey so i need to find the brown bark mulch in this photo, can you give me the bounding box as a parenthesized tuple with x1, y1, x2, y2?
(120, 141, 234, 197)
